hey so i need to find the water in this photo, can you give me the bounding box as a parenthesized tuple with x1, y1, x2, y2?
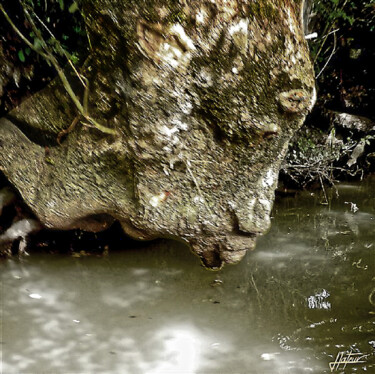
(1, 177, 374, 373)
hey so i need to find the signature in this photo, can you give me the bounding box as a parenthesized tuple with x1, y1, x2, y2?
(329, 350, 368, 372)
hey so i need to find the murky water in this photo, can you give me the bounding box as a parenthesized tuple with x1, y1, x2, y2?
(1, 177, 374, 373)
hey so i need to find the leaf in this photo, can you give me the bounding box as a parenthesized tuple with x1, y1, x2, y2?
(70, 54, 79, 64)
(59, 0, 64, 11)
(25, 47, 31, 55)
(33, 37, 43, 50)
(68, 1, 79, 13)
(18, 49, 26, 62)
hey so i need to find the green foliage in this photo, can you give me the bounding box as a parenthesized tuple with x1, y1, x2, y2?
(13, 0, 87, 65)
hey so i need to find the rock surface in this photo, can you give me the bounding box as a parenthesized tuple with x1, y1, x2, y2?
(325, 110, 375, 134)
(0, 0, 315, 268)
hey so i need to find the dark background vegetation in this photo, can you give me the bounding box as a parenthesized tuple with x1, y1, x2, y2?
(0, 0, 86, 115)
(311, 0, 375, 117)
(280, 0, 375, 189)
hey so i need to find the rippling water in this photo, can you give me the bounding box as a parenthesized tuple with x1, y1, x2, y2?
(1, 177, 374, 373)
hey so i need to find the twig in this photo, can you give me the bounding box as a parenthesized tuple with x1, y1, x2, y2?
(57, 115, 80, 144)
(313, 0, 348, 65)
(316, 30, 337, 79)
(319, 175, 329, 205)
(31, 8, 87, 89)
(250, 274, 262, 308)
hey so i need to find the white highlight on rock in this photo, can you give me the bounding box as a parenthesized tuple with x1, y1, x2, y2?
(158, 24, 196, 68)
(161, 43, 181, 68)
(160, 119, 189, 149)
(198, 69, 213, 86)
(229, 19, 249, 52)
(180, 100, 193, 115)
(170, 24, 196, 51)
(161, 125, 179, 138)
(227, 201, 237, 210)
(150, 192, 168, 208)
(229, 18, 248, 37)
(196, 9, 206, 24)
(262, 169, 276, 188)
(193, 196, 205, 204)
(172, 119, 189, 132)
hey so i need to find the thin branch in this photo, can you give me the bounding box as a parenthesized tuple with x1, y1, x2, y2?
(83, 78, 89, 114)
(22, 5, 50, 53)
(82, 117, 116, 135)
(324, 28, 340, 38)
(313, 23, 335, 65)
(313, 0, 348, 64)
(319, 175, 329, 205)
(316, 31, 337, 79)
(57, 115, 80, 144)
(31, 7, 87, 88)
(1, 3, 116, 135)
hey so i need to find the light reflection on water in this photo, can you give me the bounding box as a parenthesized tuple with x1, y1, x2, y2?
(1, 177, 374, 373)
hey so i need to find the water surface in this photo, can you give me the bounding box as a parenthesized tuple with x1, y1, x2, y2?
(1, 177, 374, 373)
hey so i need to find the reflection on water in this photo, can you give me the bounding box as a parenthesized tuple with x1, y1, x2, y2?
(1, 177, 374, 373)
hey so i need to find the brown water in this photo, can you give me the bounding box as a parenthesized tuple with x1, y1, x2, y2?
(1, 177, 374, 373)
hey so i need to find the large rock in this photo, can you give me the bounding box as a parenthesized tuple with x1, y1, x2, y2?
(0, 0, 315, 268)
(324, 110, 375, 135)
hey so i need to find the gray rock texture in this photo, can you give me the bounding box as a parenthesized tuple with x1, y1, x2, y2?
(0, 0, 315, 267)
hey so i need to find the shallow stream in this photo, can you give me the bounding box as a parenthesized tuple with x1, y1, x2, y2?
(1, 177, 374, 373)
